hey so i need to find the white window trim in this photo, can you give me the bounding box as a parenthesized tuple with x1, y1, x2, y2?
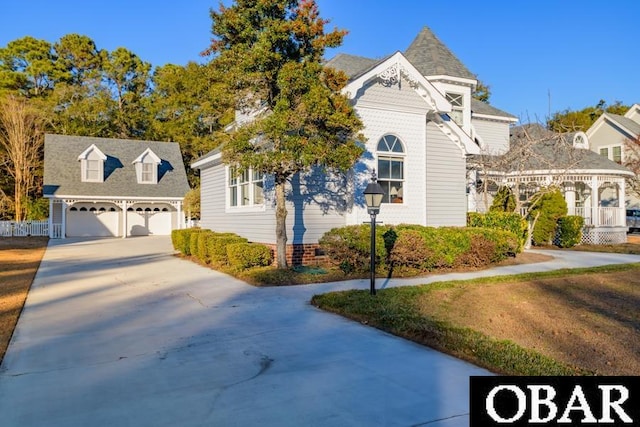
(132, 148, 161, 184)
(445, 92, 464, 127)
(225, 166, 266, 213)
(376, 134, 406, 204)
(78, 144, 107, 183)
(599, 143, 624, 164)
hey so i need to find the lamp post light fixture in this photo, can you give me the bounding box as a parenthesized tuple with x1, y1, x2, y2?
(363, 170, 384, 295)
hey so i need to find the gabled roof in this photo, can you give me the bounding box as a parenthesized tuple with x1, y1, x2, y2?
(604, 113, 640, 137)
(471, 99, 518, 121)
(77, 144, 107, 160)
(43, 134, 190, 198)
(325, 53, 379, 80)
(132, 147, 161, 164)
(488, 124, 633, 175)
(404, 26, 476, 80)
(586, 111, 640, 141)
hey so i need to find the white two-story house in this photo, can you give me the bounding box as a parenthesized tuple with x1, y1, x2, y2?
(193, 27, 517, 264)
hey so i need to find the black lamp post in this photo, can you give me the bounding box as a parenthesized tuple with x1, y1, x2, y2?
(363, 170, 384, 295)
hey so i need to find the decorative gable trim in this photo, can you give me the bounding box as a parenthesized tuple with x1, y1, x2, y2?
(132, 148, 161, 184)
(343, 52, 451, 113)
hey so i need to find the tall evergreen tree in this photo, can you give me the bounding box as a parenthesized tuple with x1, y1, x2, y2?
(206, 0, 364, 268)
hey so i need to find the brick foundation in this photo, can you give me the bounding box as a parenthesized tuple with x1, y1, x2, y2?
(264, 243, 326, 266)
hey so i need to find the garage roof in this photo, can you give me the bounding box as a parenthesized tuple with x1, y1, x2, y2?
(43, 134, 190, 199)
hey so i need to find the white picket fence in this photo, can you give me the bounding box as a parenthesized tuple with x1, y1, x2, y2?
(0, 220, 49, 237)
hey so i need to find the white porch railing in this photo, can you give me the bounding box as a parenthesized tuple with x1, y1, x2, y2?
(0, 220, 50, 237)
(573, 207, 625, 227)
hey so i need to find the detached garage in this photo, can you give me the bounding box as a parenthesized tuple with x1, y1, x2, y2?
(43, 134, 190, 239)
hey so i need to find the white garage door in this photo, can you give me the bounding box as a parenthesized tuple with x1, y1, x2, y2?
(67, 206, 120, 237)
(126, 207, 173, 236)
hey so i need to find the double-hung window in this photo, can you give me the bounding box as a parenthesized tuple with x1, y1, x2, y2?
(377, 135, 405, 204)
(229, 167, 264, 207)
(599, 145, 623, 164)
(86, 159, 102, 181)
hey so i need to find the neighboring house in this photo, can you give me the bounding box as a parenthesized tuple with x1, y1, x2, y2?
(193, 27, 516, 264)
(472, 124, 633, 244)
(43, 134, 190, 238)
(586, 103, 640, 208)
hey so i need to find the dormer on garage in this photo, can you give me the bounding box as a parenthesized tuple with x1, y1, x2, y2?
(133, 148, 161, 184)
(78, 144, 107, 182)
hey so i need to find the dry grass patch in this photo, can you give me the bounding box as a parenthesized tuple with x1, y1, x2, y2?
(420, 268, 640, 375)
(0, 237, 48, 364)
(313, 263, 640, 375)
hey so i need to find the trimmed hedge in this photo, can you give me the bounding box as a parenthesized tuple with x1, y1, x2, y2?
(207, 234, 248, 266)
(227, 242, 273, 269)
(319, 224, 389, 274)
(467, 211, 528, 251)
(319, 224, 520, 275)
(556, 215, 584, 248)
(171, 228, 201, 255)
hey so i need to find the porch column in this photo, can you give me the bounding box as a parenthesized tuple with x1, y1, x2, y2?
(564, 183, 576, 216)
(591, 176, 599, 226)
(61, 200, 67, 239)
(467, 169, 478, 212)
(620, 178, 626, 226)
(48, 198, 53, 238)
(121, 200, 128, 238)
(177, 201, 183, 229)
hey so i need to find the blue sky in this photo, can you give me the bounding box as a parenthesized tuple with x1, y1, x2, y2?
(2, 1, 639, 123)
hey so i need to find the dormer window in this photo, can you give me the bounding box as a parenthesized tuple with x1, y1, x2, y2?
(78, 144, 107, 182)
(445, 92, 464, 126)
(133, 148, 161, 184)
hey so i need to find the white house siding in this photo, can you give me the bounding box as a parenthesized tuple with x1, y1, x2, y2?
(425, 121, 467, 226)
(200, 163, 275, 243)
(199, 162, 346, 245)
(346, 105, 428, 226)
(285, 171, 348, 244)
(472, 118, 510, 155)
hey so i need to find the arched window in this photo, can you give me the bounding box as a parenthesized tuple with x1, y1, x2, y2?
(70, 207, 78, 211)
(377, 135, 405, 203)
(79, 207, 87, 211)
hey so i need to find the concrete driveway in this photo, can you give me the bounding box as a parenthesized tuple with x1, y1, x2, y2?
(2, 237, 640, 426)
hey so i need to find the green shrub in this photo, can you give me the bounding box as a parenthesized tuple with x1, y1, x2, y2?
(489, 186, 516, 212)
(207, 234, 248, 266)
(227, 242, 273, 269)
(529, 189, 567, 246)
(387, 229, 433, 271)
(556, 215, 584, 248)
(196, 230, 217, 263)
(319, 224, 389, 274)
(467, 211, 528, 251)
(171, 228, 199, 255)
(321, 224, 520, 275)
(189, 228, 204, 257)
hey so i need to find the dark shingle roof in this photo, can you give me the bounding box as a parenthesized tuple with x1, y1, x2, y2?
(404, 26, 475, 80)
(605, 113, 640, 137)
(471, 99, 517, 119)
(325, 53, 379, 79)
(43, 134, 190, 198)
(496, 124, 632, 173)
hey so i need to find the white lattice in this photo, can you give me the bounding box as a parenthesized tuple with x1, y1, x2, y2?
(581, 228, 627, 245)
